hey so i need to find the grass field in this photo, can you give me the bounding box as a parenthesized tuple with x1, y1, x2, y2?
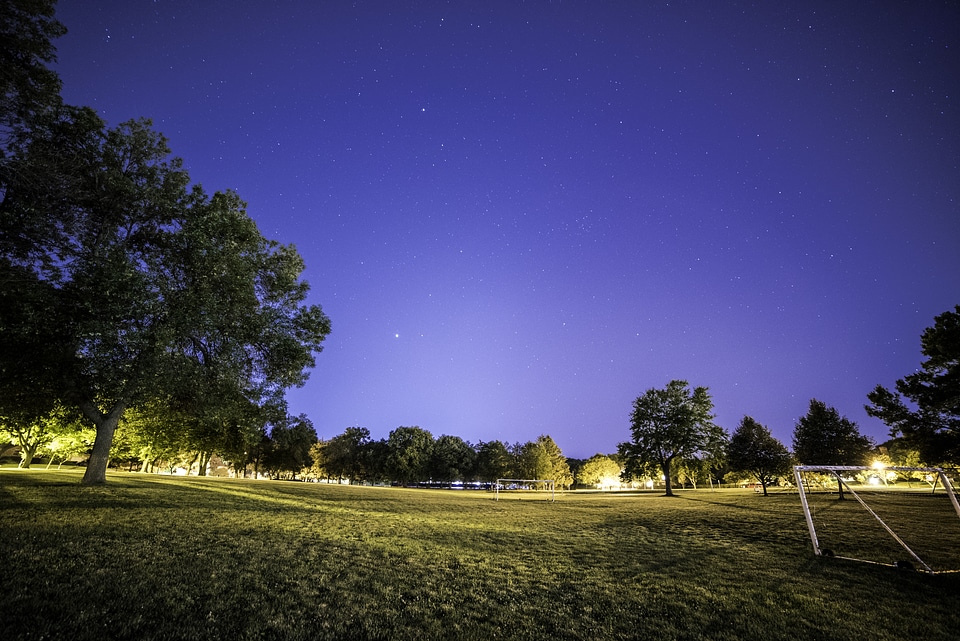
(2, 470, 959, 641)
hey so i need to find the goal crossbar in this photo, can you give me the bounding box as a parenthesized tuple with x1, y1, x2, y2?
(494, 478, 555, 502)
(793, 465, 960, 574)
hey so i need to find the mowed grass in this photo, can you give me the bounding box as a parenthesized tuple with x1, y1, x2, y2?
(2, 471, 959, 641)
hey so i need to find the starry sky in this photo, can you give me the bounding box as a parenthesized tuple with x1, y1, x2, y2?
(51, 0, 959, 459)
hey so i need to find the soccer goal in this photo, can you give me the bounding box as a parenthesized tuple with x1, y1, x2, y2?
(794, 465, 960, 574)
(494, 479, 556, 502)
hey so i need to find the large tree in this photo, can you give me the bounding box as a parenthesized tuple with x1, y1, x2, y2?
(0, 111, 331, 484)
(474, 440, 514, 482)
(618, 380, 725, 497)
(427, 434, 476, 483)
(576, 453, 622, 489)
(726, 416, 793, 496)
(866, 305, 960, 465)
(262, 414, 317, 479)
(792, 400, 872, 466)
(385, 426, 434, 485)
(322, 426, 373, 483)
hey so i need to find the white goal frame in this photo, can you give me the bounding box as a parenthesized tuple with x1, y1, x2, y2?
(494, 479, 556, 502)
(794, 465, 960, 574)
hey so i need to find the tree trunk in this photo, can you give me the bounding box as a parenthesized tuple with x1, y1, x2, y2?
(18, 444, 37, 468)
(662, 460, 674, 497)
(80, 401, 126, 485)
(196, 451, 210, 476)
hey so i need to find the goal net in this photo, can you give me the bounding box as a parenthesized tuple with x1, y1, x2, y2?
(794, 465, 960, 574)
(494, 479, 556, 502)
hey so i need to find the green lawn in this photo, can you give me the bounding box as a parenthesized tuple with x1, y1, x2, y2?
(2, 470, 959, 640)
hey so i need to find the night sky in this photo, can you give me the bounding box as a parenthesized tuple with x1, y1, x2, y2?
(51, 1, 959, 459)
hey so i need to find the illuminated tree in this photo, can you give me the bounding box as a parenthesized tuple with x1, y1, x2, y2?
(576, 454, 622, 489)
(618, 380, 725, 497)
(516, 435, 573, 488)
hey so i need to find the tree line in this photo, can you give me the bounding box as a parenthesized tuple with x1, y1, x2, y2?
(310, 428, 573, 487)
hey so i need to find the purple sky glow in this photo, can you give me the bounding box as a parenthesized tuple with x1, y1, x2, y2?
(52, 0, 960, 458)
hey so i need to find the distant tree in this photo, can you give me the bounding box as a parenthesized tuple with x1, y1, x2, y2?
(385, 426, 434, 484)
(538, 435, 573, 488)
(1, 412, 53, 468)
(866, 305, 960, 465)
(474, 440, 514, 482)
(793, 399, 873, 499)
(726, 416, 793, 496)
(322, 427, 373, 483)
(515, 435, 572, 488)
(427, 434, 476, 483)
(41, 423, 95, 469)
(262, 414, 317, 479)
(675, 455, 713, 490)
(576, 454, 622, 489)
(618, 380, 725, 497)
(363, 438, 390, 484)
(308, 439, 329, 480)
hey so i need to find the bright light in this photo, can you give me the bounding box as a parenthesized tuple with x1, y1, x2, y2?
(868, 476, 881, 486)
(645, 480, 654, 489)
(871, 460, 885, 470)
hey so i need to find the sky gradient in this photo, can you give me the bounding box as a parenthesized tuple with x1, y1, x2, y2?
(52, 0, 959, 458)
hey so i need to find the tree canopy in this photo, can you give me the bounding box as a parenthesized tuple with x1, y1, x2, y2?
(792, 399, 872, 467)
(618, 380, 725, 496)
(726, 416, 793, 496)
(866, 305, 960, 465)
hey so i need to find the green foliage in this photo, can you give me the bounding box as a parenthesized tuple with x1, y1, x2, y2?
(385, 426, 434, 484)
(262, 414, 317, 479)
(619, 380, 726, 496)
(427, 434, 476, 483)
(792, 399, 873, 466)
(319, 426, 372, 482)
(0, 0, 65, 133)
(474, 439, 514, 481)
(866, 305, 960, 465)
(0, 110, 330, 485)
(576, 453, 622, 488)
(727, 416, 793, 496)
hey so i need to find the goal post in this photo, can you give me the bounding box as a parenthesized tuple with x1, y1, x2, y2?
(794, 465, 960, 574)
(494, 479, 556, 502)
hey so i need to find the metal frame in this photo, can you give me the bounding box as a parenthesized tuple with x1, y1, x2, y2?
(793, 465, 960, 574)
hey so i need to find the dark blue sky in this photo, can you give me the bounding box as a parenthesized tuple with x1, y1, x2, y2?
(53, 0, 959, 458)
